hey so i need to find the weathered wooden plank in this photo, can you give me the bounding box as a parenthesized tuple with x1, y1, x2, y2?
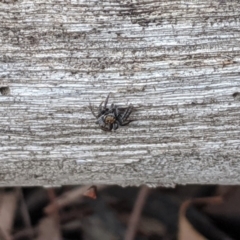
(0, 0, 240, 186)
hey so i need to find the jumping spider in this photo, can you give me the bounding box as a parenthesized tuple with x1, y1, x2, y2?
(89, 93, 133, 131)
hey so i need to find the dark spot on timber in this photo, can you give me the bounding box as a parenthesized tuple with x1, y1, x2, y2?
(0, 86, 10, 95)
(0, 0, 18, 3)
(191, 101, 205, 105)
(117, 3, 156, 27)
(34, 174, 42, 179)
(232, 92, 240, 100)
(27, 36, 38, 45)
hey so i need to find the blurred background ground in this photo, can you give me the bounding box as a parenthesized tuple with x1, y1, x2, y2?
(0, 184, 239, 240)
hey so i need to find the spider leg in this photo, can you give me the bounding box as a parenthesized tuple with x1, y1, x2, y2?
(97, 101, 104, 117)
(103, 93, 111, 109)
(110, 104, 129, 118)
(110, 103, 120, 117)
(110, 103, 115, 110)
(89, 103, 97, 118)
(118, 119, 134, 126)
(98, 96, 111, 116)
(113, 121, 119, 130)
(118, 105, 134, 126)
(121, 104, 133, 121)
(116, 107, 127, 113)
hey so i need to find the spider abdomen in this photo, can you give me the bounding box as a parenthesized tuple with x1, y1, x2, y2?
(104, 115, 116, 124)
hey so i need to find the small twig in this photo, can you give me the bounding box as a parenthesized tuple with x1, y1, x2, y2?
(36, 217, 62, 240)
(44, 185, 105, 215)
(189, 196, 223, 206)
(46, 188, 62, 240)
(0, 189, 19, 240)
(18, 188, 33, 229)
(14, 188, 34, 240)
(12, 228, 37, 240)
(124, 185, 150, 240)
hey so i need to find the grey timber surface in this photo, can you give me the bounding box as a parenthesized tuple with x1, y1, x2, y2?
(0, 0, 240, 186)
